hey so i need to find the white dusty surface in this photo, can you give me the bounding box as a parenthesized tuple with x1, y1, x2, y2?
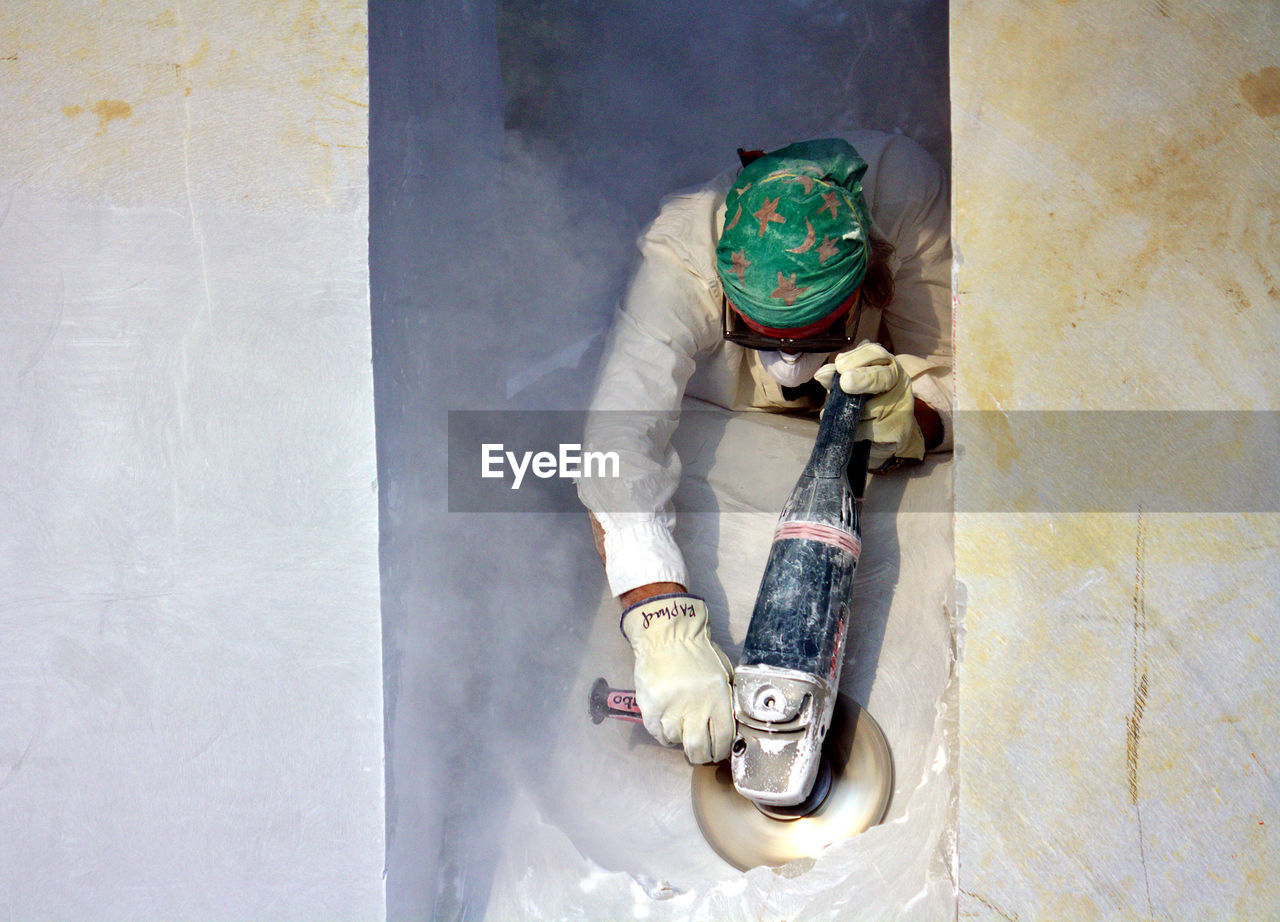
(0, 3, 384, 917)
(483, 403, 956, 920)
(953, 1, 1280, 918)
(374, 3, 955, 919)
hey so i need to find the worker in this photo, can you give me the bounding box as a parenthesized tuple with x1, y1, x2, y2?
(578, 132, 952, 764)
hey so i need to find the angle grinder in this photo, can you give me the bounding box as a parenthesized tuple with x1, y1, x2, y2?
(592, 383, 894, 870)
(692, 382, 893, 869)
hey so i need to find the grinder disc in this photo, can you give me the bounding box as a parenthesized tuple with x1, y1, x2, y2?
(691, 696, 893, 871)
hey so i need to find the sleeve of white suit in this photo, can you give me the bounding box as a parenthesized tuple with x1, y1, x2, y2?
(866, 135, 954, 452)
(578, 204, 722, 597)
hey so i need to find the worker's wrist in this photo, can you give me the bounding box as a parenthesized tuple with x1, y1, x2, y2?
(619, 581, 687, 609)
(914, 397, 943, 450)
(619, 591, 708, 645)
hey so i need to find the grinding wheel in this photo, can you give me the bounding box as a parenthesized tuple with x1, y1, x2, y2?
(691, 696, 893, 871)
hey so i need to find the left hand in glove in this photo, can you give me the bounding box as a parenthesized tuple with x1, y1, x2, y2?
(621, 592, 735, 764)
(815, 341, 925, 468)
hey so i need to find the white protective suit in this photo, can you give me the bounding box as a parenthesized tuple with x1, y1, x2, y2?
(580, 130, 952, 597)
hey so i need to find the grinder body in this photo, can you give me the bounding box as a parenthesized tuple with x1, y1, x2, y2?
(731, 386, 867, 807)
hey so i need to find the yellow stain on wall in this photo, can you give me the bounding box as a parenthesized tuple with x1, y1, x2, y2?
(184, 36, 210, 69)
(146, 8, 177, 29)
(61, 98, 134, 134)
(91, 99, 133, 133)
(1239, 66, 1280, 118)
(0, 0, 366, 211)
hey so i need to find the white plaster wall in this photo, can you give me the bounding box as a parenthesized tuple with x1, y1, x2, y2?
(0, 3, 384, 917)
(953, 2, 1280, 917)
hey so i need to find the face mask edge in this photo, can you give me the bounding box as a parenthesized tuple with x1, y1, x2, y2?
(758, 349, 830, 388)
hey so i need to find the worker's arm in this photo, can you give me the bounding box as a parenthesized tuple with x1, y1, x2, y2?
(865, 135, 954, 452)
(578, 193, 720, 597)
(587, 512, 685, 606)
(579, 194, 734, 764)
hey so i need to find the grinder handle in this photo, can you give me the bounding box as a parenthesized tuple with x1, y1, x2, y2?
(589, 678, 643, 724)
(807, 385, 868, 479)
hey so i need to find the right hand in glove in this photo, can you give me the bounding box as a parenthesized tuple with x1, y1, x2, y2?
(620, 592, 735, 764)
(815, 341, 925, 469)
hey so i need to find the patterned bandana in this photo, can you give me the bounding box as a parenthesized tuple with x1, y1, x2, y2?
(715, 138, 873, 332)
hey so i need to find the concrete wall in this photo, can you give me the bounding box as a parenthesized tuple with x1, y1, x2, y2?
(0, 3, 384, 917)
(953, 2, 1280, 917)
(7, 0, 1276, 917)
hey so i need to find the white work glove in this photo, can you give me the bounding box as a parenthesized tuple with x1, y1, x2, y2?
(620, 593, 735, 764)
(815, 341, 925, 470)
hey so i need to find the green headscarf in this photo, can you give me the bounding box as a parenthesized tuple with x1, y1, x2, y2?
(715, 138, 873, 332)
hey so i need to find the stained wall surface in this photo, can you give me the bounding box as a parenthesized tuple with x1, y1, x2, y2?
(0, 3, 384, 917)
(952, 2, 1280, 918)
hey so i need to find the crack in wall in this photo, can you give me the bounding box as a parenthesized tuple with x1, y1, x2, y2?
(1128, 506, 1154, 919)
